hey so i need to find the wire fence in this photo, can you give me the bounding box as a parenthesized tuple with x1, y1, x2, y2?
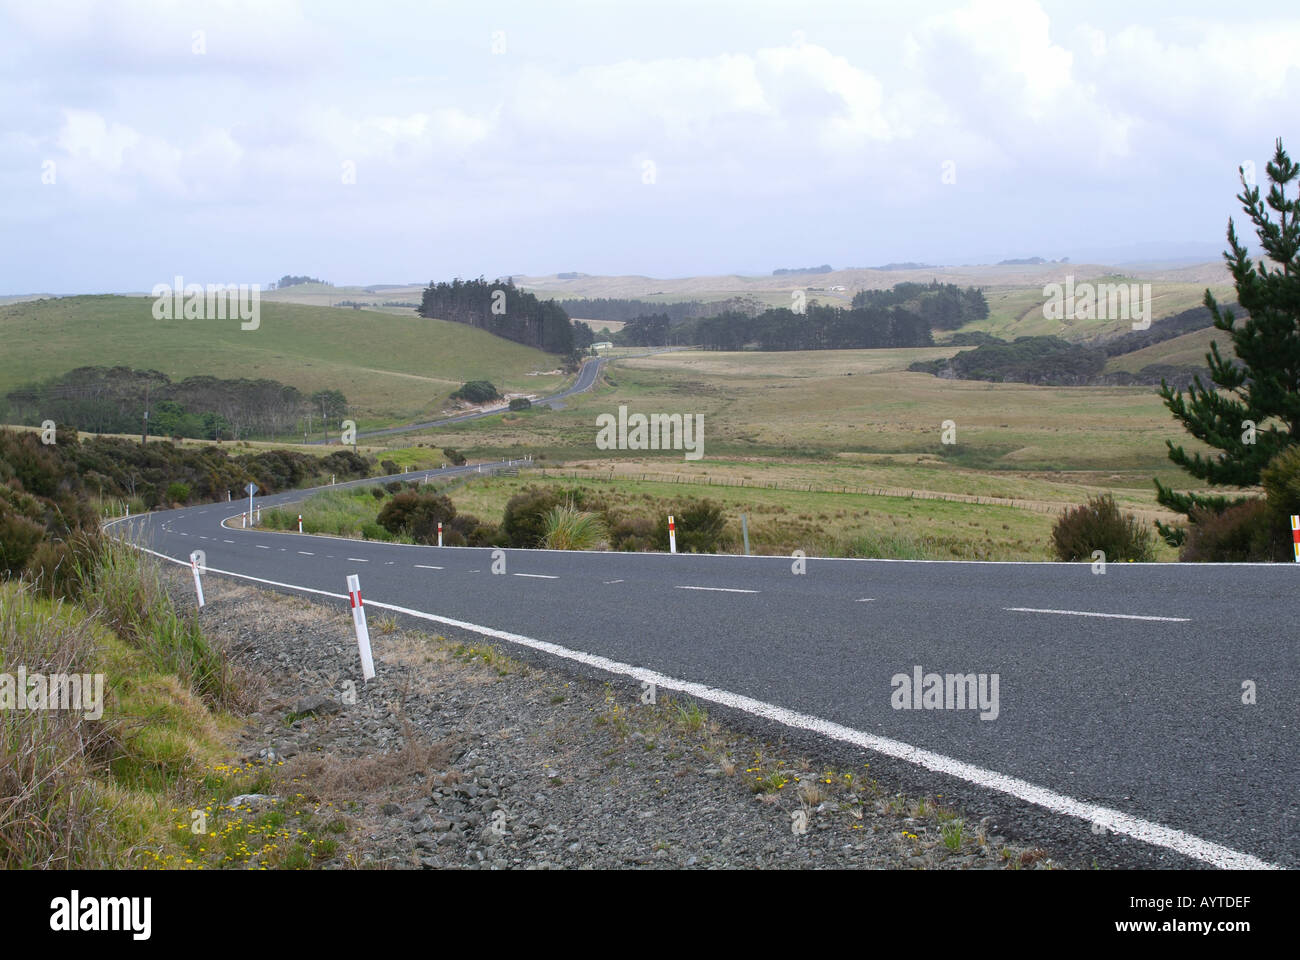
(531, 468, 1069, 515)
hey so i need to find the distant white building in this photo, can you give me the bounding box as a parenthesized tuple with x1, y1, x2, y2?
(591, 341, 614, 351)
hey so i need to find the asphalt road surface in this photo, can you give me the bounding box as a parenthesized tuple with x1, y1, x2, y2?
(111, 462, 1300, 870)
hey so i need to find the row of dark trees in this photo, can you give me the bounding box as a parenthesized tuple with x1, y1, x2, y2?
(604, 282, 984, 350)
(554, 297, 711, 325)
(3, 366, 349, 441)
(612, 302, 935, 350)
(418, 277, 577, 355)
(852, 280, 989, 330)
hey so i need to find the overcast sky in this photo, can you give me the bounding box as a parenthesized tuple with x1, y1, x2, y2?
(1, 0, 1295, 293)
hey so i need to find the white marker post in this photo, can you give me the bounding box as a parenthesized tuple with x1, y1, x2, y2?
(347, 574, 375, 680)
(1292, 515, 1299, 563)
(245, 481, 258, 528)
(189, 552, 205, 608)
(437, 521, 443, 547)
(668, 515, 677, 554)
(241, 513, 246, 528)
(298, 514, 303, 533)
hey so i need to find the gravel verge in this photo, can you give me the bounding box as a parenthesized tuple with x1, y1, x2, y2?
(171, 569, 1072, 870)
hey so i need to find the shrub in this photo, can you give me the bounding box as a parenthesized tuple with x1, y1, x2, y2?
(0, 511, 46, 577)
(501, 487, 565, 547)
(610, 515, 655, 551)
(1050, 493, 1156, 562)
(443, 448, 467, 466)
(360, 521, 391, 541)
(384, 481, 402, 494)
(508, 397, 532, 411)
(1180, 499, 1282, 562)
(381, 459, 399, 475)
(450, 381, 500, 404)
(447, 513, 499, 547)
(653, 499, 727, 553)
(165, 481, 191, 503)
(376, 491, 455, 543)
(371, 486, 386, 499)
(1262, 445, 1300, 526)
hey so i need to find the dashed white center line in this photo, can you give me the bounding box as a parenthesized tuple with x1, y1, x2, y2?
(346, 557, 369, 562)
(298, 551, 314, 556)
(604, 579, 624, 584)
(855, 598, 875, 602)
(514, 573, 558, 579)
(223, 540, 234, 544)
(675, 585, 758, 594)
(256, 545, 269, 549)
(1006, 607, 1190, 622)
(414, 564, 443, 570)
(179, 532, 189, 536)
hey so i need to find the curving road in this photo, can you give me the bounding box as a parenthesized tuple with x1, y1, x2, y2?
(329, 357, 606, 443)
(110, 462, 1300, 871)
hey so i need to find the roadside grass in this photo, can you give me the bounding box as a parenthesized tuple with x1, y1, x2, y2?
(0, 570, 236, 868)
(260, 487, 416, 542)
(0, 537, 371, 870)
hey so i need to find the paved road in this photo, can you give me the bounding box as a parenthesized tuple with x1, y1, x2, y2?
(112, 464, 1300, 870)
(328, 357, 606, 443)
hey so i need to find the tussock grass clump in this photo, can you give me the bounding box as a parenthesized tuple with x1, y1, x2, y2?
(541, 503, 608, 550)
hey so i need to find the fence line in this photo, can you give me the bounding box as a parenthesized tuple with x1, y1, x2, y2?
(532, 468, 1069, 515)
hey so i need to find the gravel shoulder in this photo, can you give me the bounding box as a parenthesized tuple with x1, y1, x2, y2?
(173, 569, 1077, 870)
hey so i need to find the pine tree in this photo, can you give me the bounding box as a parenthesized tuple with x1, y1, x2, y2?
(1155, 139, 1300, 545)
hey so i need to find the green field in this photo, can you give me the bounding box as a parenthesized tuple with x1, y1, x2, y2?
(0, 295, 567, 427)
(348, 345, 1223, 538)
(1105, 326, 1228, 373)
(955, 279, 1230, 343)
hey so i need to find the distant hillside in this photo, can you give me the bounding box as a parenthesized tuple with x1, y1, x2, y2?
(0, 295, 566, 426)
(1105, 326, 1231, 374)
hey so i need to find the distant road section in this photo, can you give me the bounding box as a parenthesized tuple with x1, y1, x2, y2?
(320, 357, 606, 443)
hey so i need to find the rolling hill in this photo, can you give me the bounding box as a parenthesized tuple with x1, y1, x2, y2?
(0, 295, 568, 427)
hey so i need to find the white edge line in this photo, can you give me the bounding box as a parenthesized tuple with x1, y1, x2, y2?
(117, 537, 1278, 871)
(414, 564, 443, 570)
(346, 557, 369, 562)
(513, 573, 558, 579)
(1007, 607, 1190, 622)
(675, 585, 758, 594)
